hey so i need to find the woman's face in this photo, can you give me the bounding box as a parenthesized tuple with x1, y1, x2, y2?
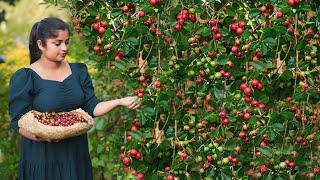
(38, 29, 69, 62)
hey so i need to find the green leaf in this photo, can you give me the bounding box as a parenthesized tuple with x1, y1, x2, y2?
(264, 37, 277, 47)
(145, 107, 156, 116)
(111, 61, 125, 70)
(280, 70, 293, 80)
(272, 123, 285, 133)
(213, 86, 224, 100)
(127, 37, 139, 46)
(217, 54, 228, 65)
(128, 131, 142, 140)
(249, 8, 260, 18)
(281, 111, 294, 120)
(256, 147, 271, 156)
(197, 26, 212, 37)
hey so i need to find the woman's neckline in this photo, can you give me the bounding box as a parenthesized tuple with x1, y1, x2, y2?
(26, 62, 74, 83)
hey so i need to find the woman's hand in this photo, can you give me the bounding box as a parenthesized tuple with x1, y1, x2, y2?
(119, 96, 142, 110)
(19, 128, 59, 143)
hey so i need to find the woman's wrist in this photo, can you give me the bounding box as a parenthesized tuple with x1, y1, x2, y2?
(117, 98, 123, 106)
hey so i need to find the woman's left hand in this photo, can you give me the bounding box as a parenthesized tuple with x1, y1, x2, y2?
(119, 96, 142, 110)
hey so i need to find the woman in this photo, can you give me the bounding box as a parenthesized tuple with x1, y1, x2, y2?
(9, 17, 141, 180)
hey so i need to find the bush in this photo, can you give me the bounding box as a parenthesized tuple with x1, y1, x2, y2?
(47, 0, 320, 179)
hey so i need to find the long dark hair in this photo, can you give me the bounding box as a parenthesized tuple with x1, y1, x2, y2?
(29, 17, 71, 64)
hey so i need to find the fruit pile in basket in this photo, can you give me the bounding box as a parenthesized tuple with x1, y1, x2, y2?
(18, 108, 94, 140)
(33, 111, 88, 126)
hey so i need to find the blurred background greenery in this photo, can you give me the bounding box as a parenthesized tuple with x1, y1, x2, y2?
(0, 0, 92, 178)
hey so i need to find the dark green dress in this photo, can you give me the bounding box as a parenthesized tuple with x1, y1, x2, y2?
(9, 63, 100, 180)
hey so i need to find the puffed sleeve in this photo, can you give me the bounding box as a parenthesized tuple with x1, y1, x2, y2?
(78, 63, 100, 117)
(9, 69, 34, 133)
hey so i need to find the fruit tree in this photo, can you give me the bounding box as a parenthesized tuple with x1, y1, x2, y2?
(49, 0, 319, 179)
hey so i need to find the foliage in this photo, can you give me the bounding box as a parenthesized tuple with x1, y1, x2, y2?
(48, 0, 320, 179)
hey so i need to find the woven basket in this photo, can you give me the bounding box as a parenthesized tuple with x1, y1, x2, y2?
(18, 108, 94, 140)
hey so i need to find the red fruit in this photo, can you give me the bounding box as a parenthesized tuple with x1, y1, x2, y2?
(243, 87, 252, 96)
(131, 125, 139, 131)
(93, 45, 100, 53)
(98, 27, 106, 34)
(260, 165, 269, 174)
(178, 18, 185, 25)
(240, 83, 248, 91)
(138, 76, 145, 82)
(97, 39, 103, 45)
(259, 6, 267, 13)
(227, 60, 234, 68)
(238, 21, 246, 28)
(199, 70, 206, 77)
(92, 23, 100, 31)
(207, 155, 213, 162)
(242, 112, 251, 121)
(223, 71, 231, 79)
(137, 11, 145, 18)
(283, 19, 290, 27)
(154, 80, 161, 88)
(258, 103, 265, 110)
(275, 11, 283, 19)
(219, 111, 227, 118)
(115, 55, 121, 61)
(234, 39, 241, 46)
(123, 166, 130, 173)
(209, 19, 217, 26)
(145, 19, 153, 26)
(287, 162, 296, 168)
(221, 118, 229, 125)
(167, 175, 174, 180)
(247, 169, 254, 177)
(122, 157, 131, 166)
(230, 23, 238, 31)
(149, 0, 157, 5)
(251, 79, 259, 87)
(214, 33, 222, 40)
(129, 149, 138, 157)
(137, 173, 145, 180)
(314, 167, 320, 174)
(100, 21, 108, 28)
(181, 153, 188, 160)
(256, 83, 263, 91)
(235, 28, 243, 35)
(239, 131, 246, 139)
(188, 14, 196, 22)
(250, 99, 259, 106)
(288, 0, 296, 6)
(231, 46, 239, 53)
(203, 162, 211, 169)
(126, 135, 132, 141)
(289, 106, 298, 113)
(174, 23, 181, 31)
(135, 152, 142, 160)
(165, 166, 171, 172)
(242, 124, 248, 131)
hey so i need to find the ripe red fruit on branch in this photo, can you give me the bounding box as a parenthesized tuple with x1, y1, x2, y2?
(167, 175, 174, 180)
(100, 21, 108, 28)
(129, 149, 138, 157)
(137, 11, 145, 18)
(259, 165, 269, 174)
(149, 0, 158, 6)
(243, 87, 252, 96)
(98, 27, 105, 34)
(242, 112, 251, 121)
(122, 156, 131, 166)
(154, 80, 162, 88)
(259, 6, 267, 13)
(180, 153, 188, 160)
